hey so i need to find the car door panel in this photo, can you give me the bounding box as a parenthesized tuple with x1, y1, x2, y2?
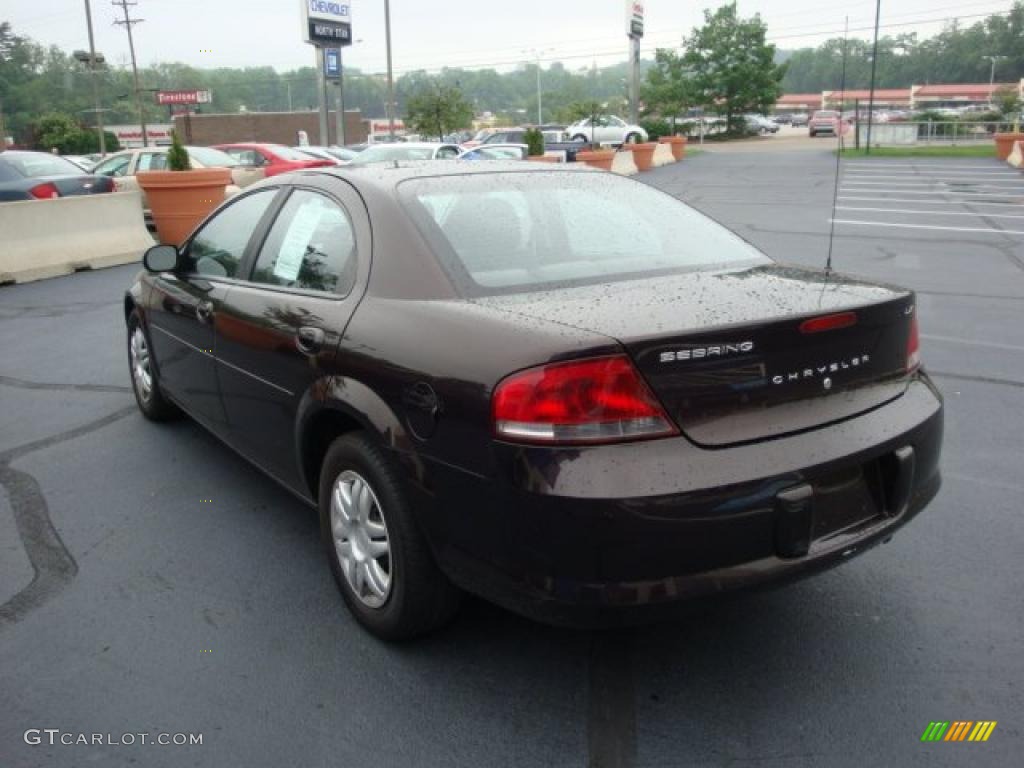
(145, 188, 281, 432)
(215, 181, 371, 491)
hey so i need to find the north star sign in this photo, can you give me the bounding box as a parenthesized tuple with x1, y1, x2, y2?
(302, 0, 352, 46)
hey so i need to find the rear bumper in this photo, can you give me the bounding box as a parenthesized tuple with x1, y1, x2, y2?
(414, 375, 944, 627)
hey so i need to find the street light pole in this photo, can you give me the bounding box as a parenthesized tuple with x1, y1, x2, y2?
(983, 55, 1004, 108)
(84, 0, 106, 155)
(523, 48, 553, 124)
(384, 0, 395, 137)
(864, 0, 881, 155)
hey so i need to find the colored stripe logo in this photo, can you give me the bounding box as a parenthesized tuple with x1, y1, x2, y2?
(921, 721, 997, 742)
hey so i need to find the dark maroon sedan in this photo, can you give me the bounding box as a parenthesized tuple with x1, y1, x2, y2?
(124, 162, 943, 639)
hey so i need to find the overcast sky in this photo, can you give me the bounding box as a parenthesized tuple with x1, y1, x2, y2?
(2, 0, 1016, 75)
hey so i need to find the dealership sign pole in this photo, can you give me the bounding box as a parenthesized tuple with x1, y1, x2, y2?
(301, 0, 352, 145)
(627, 2, 644, 126)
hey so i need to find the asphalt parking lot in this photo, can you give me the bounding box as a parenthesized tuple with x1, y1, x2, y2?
(2, 149, 1022, 767)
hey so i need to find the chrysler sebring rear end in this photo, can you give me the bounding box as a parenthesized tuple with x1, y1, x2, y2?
(126, 164, 942, 637)
(379, 170, 942, 627)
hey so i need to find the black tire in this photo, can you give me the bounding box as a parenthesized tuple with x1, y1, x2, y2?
(571, 134, 588, 143)
(624, 132, 642, 144)
(127, 309, 178, 421)
(319, 432, 461, 640)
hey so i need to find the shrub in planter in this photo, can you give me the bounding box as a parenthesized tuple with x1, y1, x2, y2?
(524, 127, 557, 162)
(136, 131, 231, 246)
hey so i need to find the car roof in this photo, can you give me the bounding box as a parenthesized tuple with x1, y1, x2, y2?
(364, 142, 456, 149)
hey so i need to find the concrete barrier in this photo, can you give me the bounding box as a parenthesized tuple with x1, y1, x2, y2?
(0, 191, 154, 285)
(651, 143, 676, 168)
(1008, 140, 1023, 169)
(611, 150, 639, 176)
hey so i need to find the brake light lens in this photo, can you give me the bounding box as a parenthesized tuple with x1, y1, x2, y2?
(799, 311, 857, 334)
(29, 182, 60, 200)
(492, 355, 677, 444)
(906, 310, 920, 373)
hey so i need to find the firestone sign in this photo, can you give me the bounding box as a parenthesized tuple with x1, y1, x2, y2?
(301, 0, 352, 47)
(156, 89, 212, 106)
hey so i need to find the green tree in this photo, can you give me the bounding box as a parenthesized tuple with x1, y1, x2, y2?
(993, 86, 1021, 118)
(682, 5, 787, 133)
(32, 112, 90, 153)
(403, 80, 473, 140)
(641, 49, 694, 132)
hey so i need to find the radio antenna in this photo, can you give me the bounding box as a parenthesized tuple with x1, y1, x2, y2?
(824, 16, 849, 276)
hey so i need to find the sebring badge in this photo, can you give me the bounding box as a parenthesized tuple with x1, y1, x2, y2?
(660, 341, 754, 363)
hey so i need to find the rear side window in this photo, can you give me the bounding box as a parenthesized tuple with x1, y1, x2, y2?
(400, 172, 769, 295)
(187, 190, 277, 278)
(250, 190, 357, 295)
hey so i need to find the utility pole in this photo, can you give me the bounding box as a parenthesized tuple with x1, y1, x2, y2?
(112, 0, 148, 147)
(522, 48, 553, 124)
(316, 48, 329, 145)
(864, 0, 881, 155)
(336, 48, 346, 146)
(384, 0, 395, 137)
(83, 0, 106, 155)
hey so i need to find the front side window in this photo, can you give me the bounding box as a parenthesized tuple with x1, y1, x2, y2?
(250, 190, 357, 295)
(187, 190, 277, 278)
(400, 173, 769, 295)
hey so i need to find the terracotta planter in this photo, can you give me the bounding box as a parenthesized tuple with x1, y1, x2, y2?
(659, 135, 688, 161)
(137, 168, 232, 246)
(575, 149, 616, 171)
(527, 154, 559, 163)
(627, 142, 658, 171)
(994, 132, 1024, 161)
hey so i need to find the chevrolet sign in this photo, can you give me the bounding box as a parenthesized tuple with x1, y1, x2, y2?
(301, 0, 353, 46)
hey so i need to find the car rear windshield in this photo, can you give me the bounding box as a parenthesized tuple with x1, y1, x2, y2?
(268, 145, 321, 162)
(351, 146, 439, 164)
(1, 153, 84, 178)
(187, 146, 239, 167)
(399, 171, 769, 296)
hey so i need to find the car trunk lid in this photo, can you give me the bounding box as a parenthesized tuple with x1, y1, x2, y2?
(474, 265, 916, 447)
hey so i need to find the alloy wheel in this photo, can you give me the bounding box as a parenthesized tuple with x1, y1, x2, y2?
(130, 327, 153, 401)
(330, 470, 392, 608)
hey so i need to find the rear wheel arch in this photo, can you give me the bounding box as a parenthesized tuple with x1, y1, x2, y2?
(300, 406, 366, 500)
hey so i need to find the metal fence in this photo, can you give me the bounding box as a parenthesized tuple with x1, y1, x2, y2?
(855, 120, 1018, 147)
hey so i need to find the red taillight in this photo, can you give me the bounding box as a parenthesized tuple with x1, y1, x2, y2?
(906, 310, 920, 373)
(799, 311, 857, 334)
(29, 182, 60, 200)
(492, 355, 677, 445)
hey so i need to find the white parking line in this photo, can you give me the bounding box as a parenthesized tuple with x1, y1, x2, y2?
(838, 196, 1023, 207)
(842, 180, 1024, 189)
(843, 174, 1022, 181)
(831, 219, 1024, 235)
(836, 206, 1024, 219)
(922, 333, 1024, 353)
(840, 188, 1024, 198)
(842, 163, 1011, 169)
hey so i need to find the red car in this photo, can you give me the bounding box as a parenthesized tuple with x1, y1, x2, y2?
(212, 143, 334, 176)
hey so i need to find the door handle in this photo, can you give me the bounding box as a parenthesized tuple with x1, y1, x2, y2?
(196, 301, 214, 324)
(296, 326, 325, 355)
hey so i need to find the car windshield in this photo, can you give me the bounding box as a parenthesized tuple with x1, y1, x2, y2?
(1, 153, 85, 178)
(266, 144, 319, 161)
(350, 145, 438, 164)
(400, 172, 769, 296)
(187, 146, 239, 167)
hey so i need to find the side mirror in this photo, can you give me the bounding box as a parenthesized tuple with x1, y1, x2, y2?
(143, 244, 180, 273)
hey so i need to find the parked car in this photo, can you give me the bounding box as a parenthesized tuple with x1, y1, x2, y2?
(744, 114, 779, 135)
(460, 129, 498, 149)
(790, 113, 809, 127)
(345, 142, 462, 165)
(213, 143, 335, 176)
(566, 115, 647, 145)
(0, 151, 114, 201)
(64, 154, 103, 171)
(125, 161, 943, 639)
(294, 146, 358, 165)
(458, 144, 528, 161)
(481, 128, 585, 161)
(91, 146, 256, 227)
(809, 110, 841, 137)
(772, 114, 793, 125)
